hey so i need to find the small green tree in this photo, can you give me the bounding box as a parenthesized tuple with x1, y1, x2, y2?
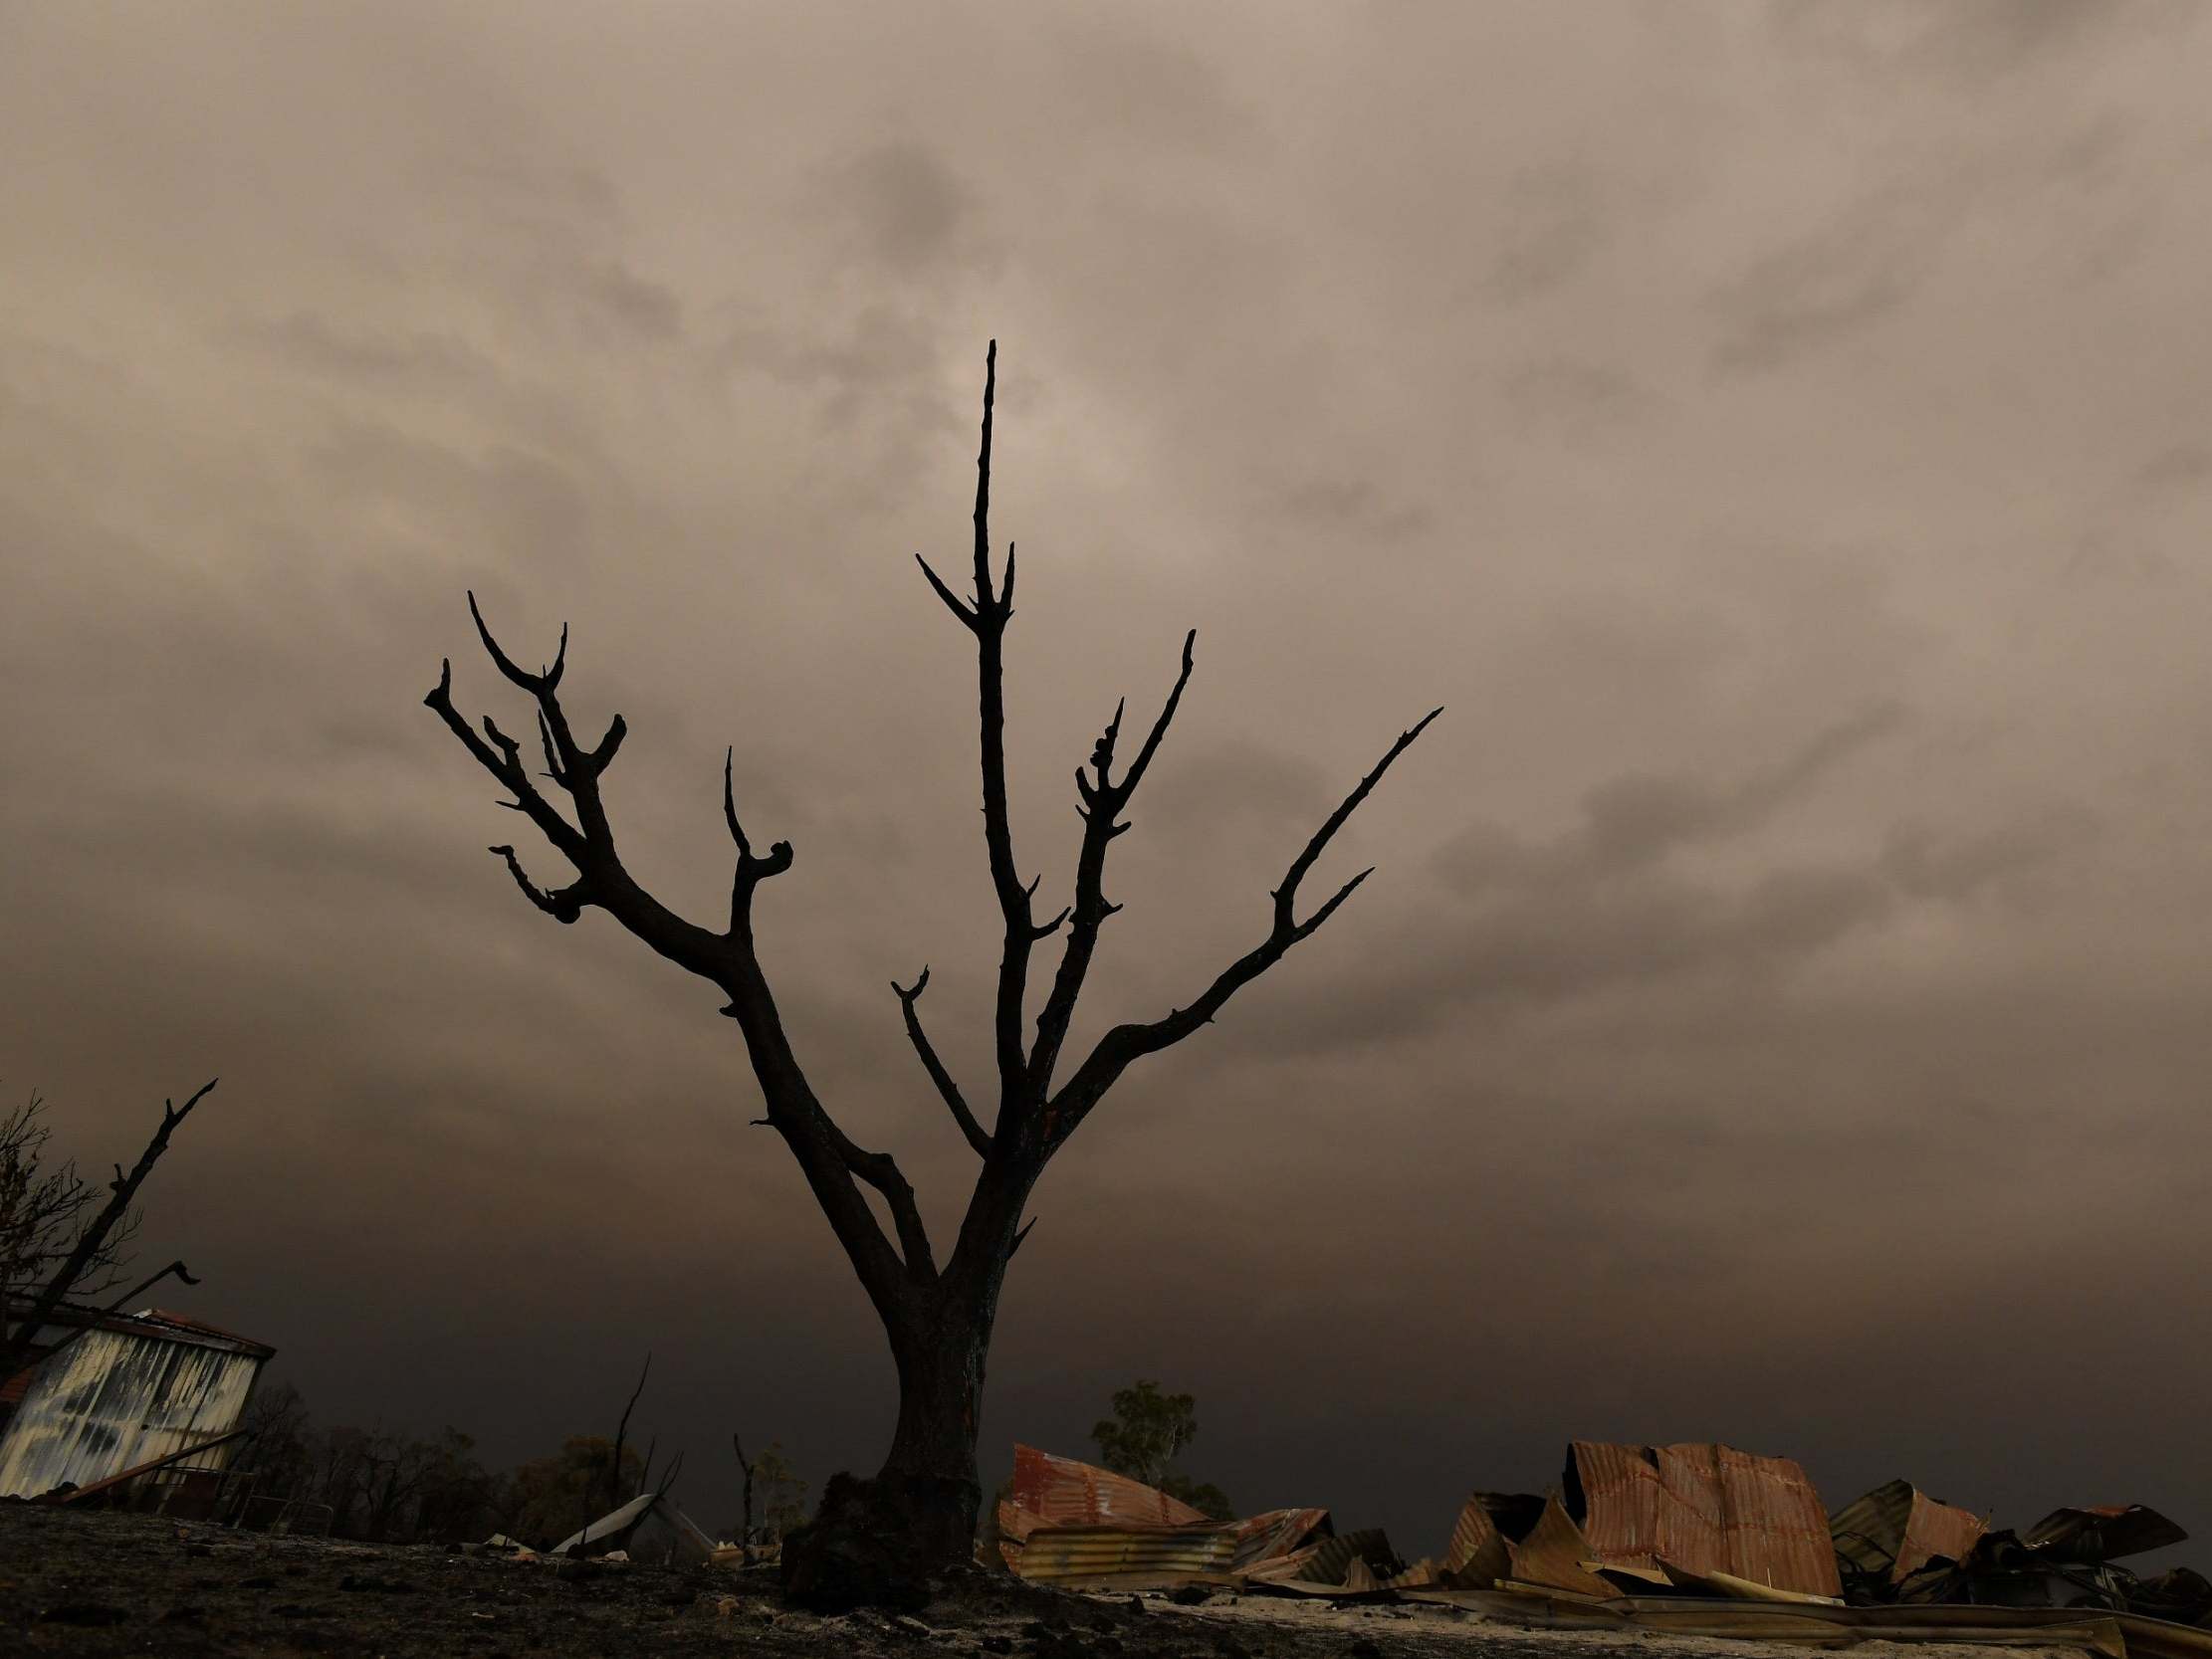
(1089, 1380, 1231, 1519)
(752, 1442, 809, 1541)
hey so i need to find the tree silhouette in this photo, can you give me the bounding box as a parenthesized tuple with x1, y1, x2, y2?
(424, 341, 1438, 1606)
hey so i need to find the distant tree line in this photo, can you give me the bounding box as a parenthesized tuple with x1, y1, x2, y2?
(231, 1381, 808, 1549)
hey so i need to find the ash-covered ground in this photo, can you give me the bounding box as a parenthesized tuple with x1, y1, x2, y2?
(0, 1504, 2092, 1659)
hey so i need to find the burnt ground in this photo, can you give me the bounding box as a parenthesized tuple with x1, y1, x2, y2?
(0, 1503, 2093, 1659)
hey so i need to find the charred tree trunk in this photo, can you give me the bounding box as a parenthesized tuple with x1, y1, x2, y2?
(424, 340, 1438, 1609)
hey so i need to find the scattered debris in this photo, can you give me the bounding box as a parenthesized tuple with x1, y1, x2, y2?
(992, 1435, 2212, 1656)
(550, 1488, 718, 1565)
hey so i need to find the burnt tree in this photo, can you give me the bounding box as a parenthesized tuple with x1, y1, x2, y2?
(424, 343, 1437, 1603)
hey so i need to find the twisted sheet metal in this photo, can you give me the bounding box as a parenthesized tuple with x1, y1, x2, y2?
(1834, 1479, 1988, 1583)
(1000, 1443, 1208, 1543)
(998, 1447, 1328, 1585)
(1229, 1507, 1330, 1571)
(1506, 1493, 1615, 1598)
(0, 1322, 265, 1499)
(998, 1521, 1242, 1581)
(1568, 1441, 1841, 1599)
(1446, 1497, 1509, 1585)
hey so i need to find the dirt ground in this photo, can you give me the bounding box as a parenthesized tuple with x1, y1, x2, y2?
(0, 1503, 2097, 1659)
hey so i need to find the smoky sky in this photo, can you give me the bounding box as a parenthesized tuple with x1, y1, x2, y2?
(8, 0, 2212, 1553)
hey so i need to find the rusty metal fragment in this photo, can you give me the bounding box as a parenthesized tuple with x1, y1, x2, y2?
(1566, 1440, 1842, 1598)
(2025, 1505, 2189, 1563)
(995, 1444, 1333, 1587)
(1832, 1478, 1989, 1590)
(1505, 1492, 1615, 1598)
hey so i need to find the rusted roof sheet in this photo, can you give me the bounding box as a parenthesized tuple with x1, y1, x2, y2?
(997, 1447, 1327, 1586)
(1446, 1497, 1508, 1585)
(1833, 1479, 1987, 1583)
(1506, 1492, 1615, 1598)
(1000, 1444, 1208, 1544)
(1568, 1441, 1841, 1599)
(1002, 1521, 1243, 1582)
(1445, 1492, 1545, 1586)
(1228, 1507, 1330, 1572)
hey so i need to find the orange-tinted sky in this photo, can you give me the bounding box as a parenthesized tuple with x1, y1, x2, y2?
(7, 1, 2212, 1550)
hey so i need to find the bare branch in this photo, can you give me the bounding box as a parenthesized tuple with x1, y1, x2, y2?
(1118, 631, 1197, 801)
(429, 599, 917, 1317)
(608, 1350, 650, 1515)
(2, 1081, 218, 1373)
(1043, 708, 1442, 1151)
(972, 339, 1000, 617)
(467, 591, 565, 694)
(893, 968, 992, 1158)
(915, 555, 977, 629)
(488, 845, 589, 924)
(724, 747, 793, 931)
(1271, 708, 1443, 933)
(827, 1130, 937, 1281)
(922, 338, 1040, 1124)
(1025, 632, 1200, 1095)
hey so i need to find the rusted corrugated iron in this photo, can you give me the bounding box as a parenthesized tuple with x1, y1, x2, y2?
(1569, 1440, 1666, 1567)
(1833, 1479, 1988, 1587)
(0, 1309, 270, 1501)
(997, 1446, 1329, 1586)
(1506, 1493, 1615, 1598)
(1566, 1441, 1841, 1599)
(1444, 1492, 1545, 1586)
(1001, 1521, 1243, 1582)
(1228, 1507, 1330, 1572)
(999, 1443, 1208, 1544)
(1445, 1496, 1507, 1585)
(1715, 1443, 1841, 1597)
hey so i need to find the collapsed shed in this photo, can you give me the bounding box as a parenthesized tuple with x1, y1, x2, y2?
(0, 1305, 274, 1507)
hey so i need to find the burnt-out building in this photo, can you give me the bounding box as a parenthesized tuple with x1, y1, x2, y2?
(0, 1303, 274, 1502)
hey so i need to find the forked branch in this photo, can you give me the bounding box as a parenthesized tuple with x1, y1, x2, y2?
(1041, 707, 1443, 1153)
(428, 600, 936, 1308)
(916, 339, 1041, 1116)
(893, 968, 994, 1158)
(1028, 630, 1199, 1095)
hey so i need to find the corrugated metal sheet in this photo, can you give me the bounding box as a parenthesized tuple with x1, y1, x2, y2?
(1445, 1496, 1508, 1584)
(1506, 1493, 1615, 1598)
(1900, 1491, 1989, 1578)
(1445, 1492, 1545, 1586)
(999, 1443, 1208, 1544)
(1836, 1479, 1988, 1583)
(1833, 1478, 1917, 1580)
(1228, 1507, 1330, 1571)
(1567, 1441, 1841, 1599)
(2025, 1506, 2190, 1562)
(1005, 1522, 1243, 1581)
(1570, 1440, 1665, 1566)
(0, 1322, 265, 1499)
(1715, 1443, 1841, 1596)
(998, 1446, 1329, 1585)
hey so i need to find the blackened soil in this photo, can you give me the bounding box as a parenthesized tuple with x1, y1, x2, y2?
(0, 1502, 1670, 1659)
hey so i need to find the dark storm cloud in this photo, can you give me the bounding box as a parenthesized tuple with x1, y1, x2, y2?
(822, 143, 981, 274)
(1481, 163, 1610, 305)
(9, 0, 2212, 1557)
(1435, 703, 1905, 897)
(1707, 190, 1942, 374)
